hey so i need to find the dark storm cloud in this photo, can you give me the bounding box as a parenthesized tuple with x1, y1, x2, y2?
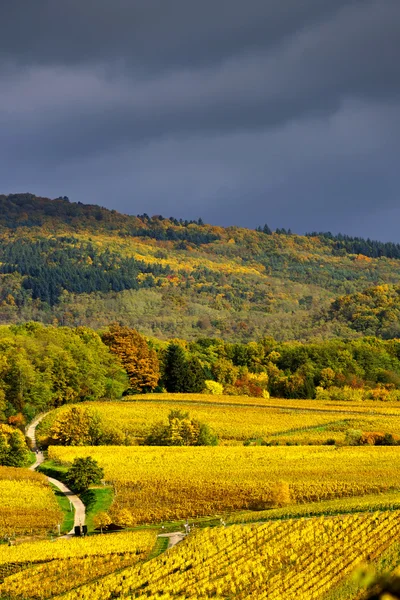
(0, 0, 399, 239)
(0, 0, 359, 73)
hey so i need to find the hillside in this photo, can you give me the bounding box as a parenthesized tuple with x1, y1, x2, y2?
(328, 284, 400, 339)
(2, 193, 400, 341)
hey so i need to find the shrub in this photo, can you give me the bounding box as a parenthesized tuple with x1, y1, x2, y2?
(270, 482, 291, 507)
(345, 429, 363, 446)
(204, 380, 224, 395)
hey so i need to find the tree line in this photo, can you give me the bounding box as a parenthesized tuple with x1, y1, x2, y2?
(3, 323, 400, 431)
(3, 322, 400, 464)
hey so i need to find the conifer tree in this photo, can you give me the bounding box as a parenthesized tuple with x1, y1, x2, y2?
(185, 357, 206, 393)
(163, 343, 187, 392)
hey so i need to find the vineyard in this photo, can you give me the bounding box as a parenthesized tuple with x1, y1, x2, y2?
(0, 530, 157, 598)
(47, 445, 400, 524)
(37, 396, 400, 445)
(40, 511, 400, 600)
(0, 467, 62, 537)
(4, 397, 400, 598)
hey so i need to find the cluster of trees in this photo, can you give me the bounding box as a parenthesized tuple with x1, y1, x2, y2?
(172, 335, 400, 399)
(38, 405, 131, 448)
(145, 409, 218, 446)
(98, 325, 400, 400)
(328, 284, 400, 339)
(39, 404, 218, 448)
(306, 231, 400, 259)
(0, 424, 30, 466)
(0, 238, 170, 305)
(345, 430, 400, 446)
(0, 322, 128, 423)
(255, 224, 293, 235)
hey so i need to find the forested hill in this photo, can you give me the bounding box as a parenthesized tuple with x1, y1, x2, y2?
(1, 192, 400, 342)
(327, 285, 400, 339)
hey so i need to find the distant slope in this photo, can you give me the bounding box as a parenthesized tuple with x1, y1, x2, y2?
(328, 284, 400, 339)
(1, 193, 400, 341)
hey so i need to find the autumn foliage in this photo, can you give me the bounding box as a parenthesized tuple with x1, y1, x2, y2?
(102, 324, 160, 392)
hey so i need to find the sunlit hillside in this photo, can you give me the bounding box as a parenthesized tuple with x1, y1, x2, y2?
(2, 193, 400, 341)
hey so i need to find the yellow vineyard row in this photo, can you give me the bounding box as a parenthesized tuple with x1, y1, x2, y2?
(0, 468, 62, 536)
(48, 445, 400, 523)
(41, 397, 400, 445)
(55, 510, 400, 600)
(0, 531, 157, 599)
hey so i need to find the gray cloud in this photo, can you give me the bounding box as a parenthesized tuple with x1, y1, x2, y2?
(0, 0, 399, 239)
(0, 1, 358, 72)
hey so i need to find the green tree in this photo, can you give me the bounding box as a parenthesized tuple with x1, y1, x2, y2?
(66, 456, 104, 493)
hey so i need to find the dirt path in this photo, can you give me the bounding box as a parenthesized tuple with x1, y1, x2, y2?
(26, 414, 86, 535)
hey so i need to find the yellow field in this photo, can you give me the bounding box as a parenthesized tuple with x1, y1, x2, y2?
(48, 445, 400, 524)
(133, 393, 400, 415)
(0, 530, 156, 599)
(55, 511, 400, 600)
(227, 489, 400, 524)
(85, 400, 347, 442)
(39, 395, 400, 445)
(0, 467, 62, 537)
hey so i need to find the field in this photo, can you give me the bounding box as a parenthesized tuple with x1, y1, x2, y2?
(0, 530, 157, 599)
(48, 445, 400, 524)
(7, 393, 400, 598)
(0, 467, 62, 537)
(37, 395, 400, 445)
(50, 511, 400, 600)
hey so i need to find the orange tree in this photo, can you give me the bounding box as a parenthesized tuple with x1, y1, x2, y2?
(102, 324, 160, 392)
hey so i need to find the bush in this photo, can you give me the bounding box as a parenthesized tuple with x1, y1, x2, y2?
(204, 380, 224, 395)
(345, 429, 363, 446)
(316, 386, 365, 402)
(270, 482, 291, 507)
(360, 431, 399, 446)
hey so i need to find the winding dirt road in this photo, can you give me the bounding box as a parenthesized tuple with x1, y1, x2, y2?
(26, 414, 86, 535)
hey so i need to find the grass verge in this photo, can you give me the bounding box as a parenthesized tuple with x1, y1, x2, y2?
(38, 459, 69, 482)
(39, 459, 114, 534)
(81, 487, 114, 533)
(146, 536, 169, 561)
(49, 483, 75, 533)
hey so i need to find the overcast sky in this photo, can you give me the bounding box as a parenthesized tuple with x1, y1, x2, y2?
(1, 1, 399, 239)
